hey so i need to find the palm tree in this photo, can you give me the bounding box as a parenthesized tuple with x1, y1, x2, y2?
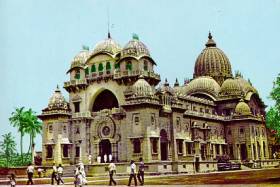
(9, 107, 26, 164)
(23, 108, 42, 162)
(0, 132, 17, 167)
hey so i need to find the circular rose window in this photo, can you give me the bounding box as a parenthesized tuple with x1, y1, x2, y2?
(102, 126, 110, 136)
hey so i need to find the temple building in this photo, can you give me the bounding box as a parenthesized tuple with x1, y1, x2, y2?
(38, 32, 271, 173)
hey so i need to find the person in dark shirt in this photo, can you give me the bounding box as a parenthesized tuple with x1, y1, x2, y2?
(137, 157, 144, 185)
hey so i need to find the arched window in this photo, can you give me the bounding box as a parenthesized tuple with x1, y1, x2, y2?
(74, 70, 80, 79)
(126, 61, 132, 71)
(133, 139, 141, 153)
(114, 63, 120, 70)
(144, 60, 148, 71)
(46, 145, 53, 158)
(91, 64, 96, 72)
(98, 63, 104, 72)
(48, 125, 53, 133)
(152, 139, 158, 153)
(85, 67, 89, 76)
(106, 62, 111, 70)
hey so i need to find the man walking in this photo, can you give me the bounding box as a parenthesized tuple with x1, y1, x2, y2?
(137, 157, 144, 185)
(128, 160, 137, 186)
(108, 159, 117, 186)
(26, 163, 34, 185)
(57, 164, 64, 185)
(51, 163, 58, 185)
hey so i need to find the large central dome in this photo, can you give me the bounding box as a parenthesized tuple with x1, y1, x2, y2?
(194, 33, 232, 85)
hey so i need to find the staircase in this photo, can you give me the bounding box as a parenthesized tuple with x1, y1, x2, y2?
(63, 165, 76, 177)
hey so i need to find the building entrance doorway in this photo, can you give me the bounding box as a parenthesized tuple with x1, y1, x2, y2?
(99, 139, 112, 163)
(240, 144, 247, 160)
(160, 129, 168, 160)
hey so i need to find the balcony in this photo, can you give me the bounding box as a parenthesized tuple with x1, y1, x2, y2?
(64, 79, 88, 92)
(113, 70, 160, 81)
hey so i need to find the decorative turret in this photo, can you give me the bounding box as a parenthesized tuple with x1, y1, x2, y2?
(38, 86, 71, 118)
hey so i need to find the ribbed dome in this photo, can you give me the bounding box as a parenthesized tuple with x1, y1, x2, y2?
(92, 35, 122, 57)
(185, 76, 220, 98)
(121, 34, 150, 58)
(70, 50, 90, 70)
(194, 33, 232, 85)
(220, 77, 257, 97)
(235, 99, 251, 115)
(132, 76, 154, 96)
(48, 86, 69, 110)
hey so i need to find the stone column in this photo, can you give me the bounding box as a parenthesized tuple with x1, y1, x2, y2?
(112, 142, 118, 162)
(93, 143, 99, 163)
(220, 144, 223, 155)
(183, 140, 187, 157)
(143, 137, 152, 162)
(213, 144, 216, 159)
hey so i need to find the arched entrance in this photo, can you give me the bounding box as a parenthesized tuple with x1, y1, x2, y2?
(160, 129, 168, 160)
(99, 139, 112, 163)
(92, 90, 119, 112)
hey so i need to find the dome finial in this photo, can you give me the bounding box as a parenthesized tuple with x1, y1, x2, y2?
(208, 31, 212, 39)
(205, 31, 216, 47)
(55, 85, 60, 92)
(174, 78, 179, 87)
(164, 78, 169, 86)
(132, 33, 139, 40)
(108, 32, 111, 39)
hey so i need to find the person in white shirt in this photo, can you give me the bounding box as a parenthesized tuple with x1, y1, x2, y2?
(26, 163, 34, 185)
(57, 164, 64, 185)
(51, 163, 58, 185)
(128, 160, 137, 186)
(88, 154, 92, 164)
(108, 159, 117, 186)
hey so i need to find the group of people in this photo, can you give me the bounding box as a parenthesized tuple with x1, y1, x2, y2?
(51, 163, 64, 185)
(14, 158, 145, 186)
(107, 157, 145, 186)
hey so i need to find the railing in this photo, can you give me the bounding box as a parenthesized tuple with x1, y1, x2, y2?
(64, 79, 87, 87)
(184, 110, 224, 120)
(72, 111, 92, 118)
(113, 70, 160, 80)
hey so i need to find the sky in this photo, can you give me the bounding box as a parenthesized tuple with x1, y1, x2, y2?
(1, 0, 280, 152)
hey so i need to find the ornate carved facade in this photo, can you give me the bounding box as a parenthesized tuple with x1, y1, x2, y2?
(39, 33, 269, 168)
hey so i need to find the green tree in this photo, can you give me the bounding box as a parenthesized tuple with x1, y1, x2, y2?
(23, 109, 42, 162)
(9, 107, 26, 164)
(0, 132, 17, 167)
(266, 74, 280, 139)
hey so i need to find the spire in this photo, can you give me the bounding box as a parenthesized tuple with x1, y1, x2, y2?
(174, 78, 179, 87)
(55, 85, 60, 92)
(164, 78, 169, 86)
(205, 31, 216, 47)
(108, 32, 111, 39)
(132, 33, 139, 40)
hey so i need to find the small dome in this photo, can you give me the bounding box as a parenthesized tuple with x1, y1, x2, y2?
(48, 86, 69, 110)
(194, 33, 232, 85)
(235, 99, 251, 115)
(92, 36, 122, 57)
(185, 76, 220, 99)
(220, 77, 257, 97)
(121, 34, 150, 58)
(132, 76, 154, 96)
(70, 50, 90, 70)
